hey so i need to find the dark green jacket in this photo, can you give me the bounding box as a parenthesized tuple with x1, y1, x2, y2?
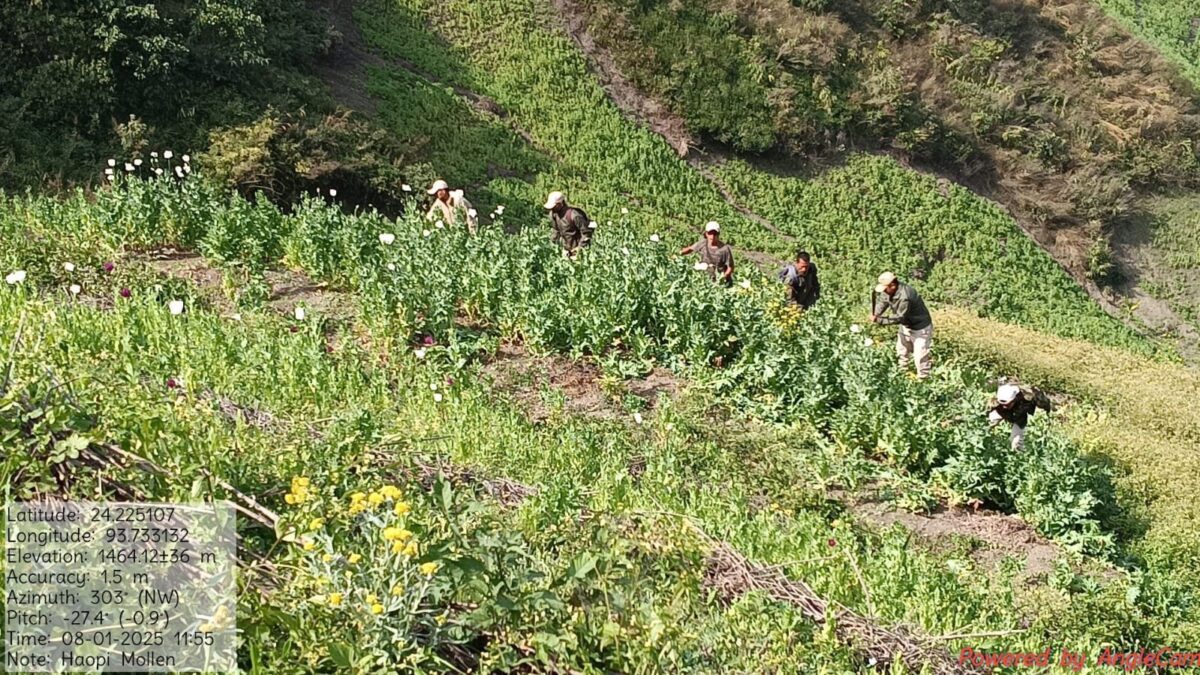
(874, 283, 932, 330)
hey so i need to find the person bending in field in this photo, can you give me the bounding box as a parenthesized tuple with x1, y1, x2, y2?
(679, 221, 734, 286)
(870, 271, 933, 379)
(426, 180, 479, 234)
(778, 250, 820, 309)
(544, 190, 593, 255)
(988, 383, 1052, 450)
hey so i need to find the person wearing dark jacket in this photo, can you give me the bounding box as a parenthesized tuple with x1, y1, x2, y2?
(778, 250, 820, 309)
(870, 271, 933, 379)
(988, 384, 1053, 450)
(544, 191, 593, 254)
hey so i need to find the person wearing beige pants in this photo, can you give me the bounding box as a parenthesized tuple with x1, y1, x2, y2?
(871, 271, 934, 379)
(897, 324, 933, 379)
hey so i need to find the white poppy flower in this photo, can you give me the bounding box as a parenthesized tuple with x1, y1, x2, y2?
(182, 154, 190, 163)
(106, 175, 115, 182)
(862, 337, 874, 347)
(183, 165, 191, 174)
(379, 233, 396, 245)
(124, 163, 134, 172)
(429, 382, 438, 391)
(107, 159, 116, 167)
(436, 221, 445, 229)
(433, 392, 443, 402)
(401, 184, 412, 192)
(588, 221, 598, 229)
(5, 270, 27, 284)
(164, 150, 173, 159)
(174, 166, 184, 177)
(329, 189, 338, 197)
(168, 299, 184, 315)
(230, 313, 242, 321)
(495, 205, 505, 214)
(423, 229, 432, 237)
(739, 279, 751, 289)
(850, 324, 862, 334)
(154, 168, 163, 176)
(69, 284, 81, 295)
(294, 306, 306, 321)
(134, 159, 143, 167)
(650, 234, 660, 243)
(151, 151, 159, 158)
(621, 247, 630, 256)
(104, 168, 113, 175)
(414, 347, 426, 359)
(633, 412, 643, 425)
(621, 208, 629, 214)
(386, 263, 396, 271)
(694, 262, 709, 271)
(63, 262, 75, 272)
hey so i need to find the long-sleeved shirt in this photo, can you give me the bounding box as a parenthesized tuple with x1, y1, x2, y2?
(874, 283, 932, 330)
(426, 192, 477, 232)
(550, 206, 592, 250)
(779, 263, 820, 308)
(988, 387, 1052, 428)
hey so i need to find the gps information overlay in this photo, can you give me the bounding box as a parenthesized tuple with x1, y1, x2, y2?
(5, 501, 236, 672)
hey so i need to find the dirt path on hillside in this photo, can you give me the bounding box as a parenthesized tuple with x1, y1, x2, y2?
(842, 490, 1060, 581)
(482, 342, 680, 424)
(144, 249, 357, 321)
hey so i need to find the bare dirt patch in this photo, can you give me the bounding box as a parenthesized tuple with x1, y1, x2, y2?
(843, 490, 1059, 581)
(481, 342, 679, 424)
(144, 249, 357, 321)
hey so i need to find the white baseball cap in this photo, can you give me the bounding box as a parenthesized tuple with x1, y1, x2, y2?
(997, 384, 1021, 404)
(544, 191, 565, 209)
(875, 271, 897, 293)
(705, 221, 720, 233)
(427, 179, 449, 194)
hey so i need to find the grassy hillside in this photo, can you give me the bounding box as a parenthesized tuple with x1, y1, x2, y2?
(571, 0, 1200, 282)
(3, 173, 1197, 669)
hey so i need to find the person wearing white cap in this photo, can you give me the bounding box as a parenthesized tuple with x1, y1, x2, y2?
(679, 221, 734, 286)
(870, 271, 933, 379)
(425, 179, 478, 233)
(988, 383, 1052, 450)
(544, 191, 593, 254)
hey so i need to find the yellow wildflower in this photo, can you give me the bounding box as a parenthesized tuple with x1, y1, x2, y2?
(301, 539, 315, 551)
(367, 492, 384, 507)
(390, 541, 405, 554)
(365, 593, 379, 604)
(308, 518, 325, 531)
(328, 593, 343, 607)
(370, 603, 384, 615)
(436, 612, 447, 626)
(383, 527, 412, 542)
(393, 501, 412, 517)
(350, 492, 367, 504)
(348, 501, 367, 515)
(419, 562, 439, 577)
(379, 485, 403, 501)
(293, 476, 311, 489)
(391, 583, 404, 596)
(321, 553, 333, 563)
(348, 553, 362, 565)
(402, 541, 418, 558)
(284, 493, 298, 505)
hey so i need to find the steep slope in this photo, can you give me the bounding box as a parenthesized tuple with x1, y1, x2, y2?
(1096, 0, 1200, 86)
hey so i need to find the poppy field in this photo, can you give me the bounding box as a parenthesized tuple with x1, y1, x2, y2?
(2, 167, 1198, 669)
